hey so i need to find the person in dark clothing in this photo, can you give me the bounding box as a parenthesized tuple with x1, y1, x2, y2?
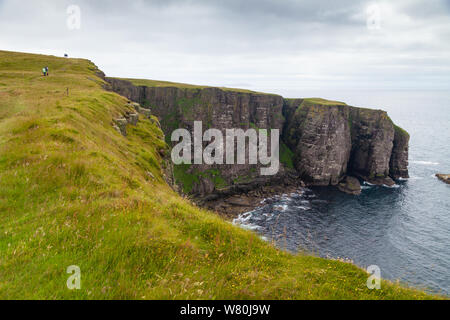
(45, 66, 49, 76)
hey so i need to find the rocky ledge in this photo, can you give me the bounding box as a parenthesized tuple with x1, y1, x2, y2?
(338, 176, 362, 196)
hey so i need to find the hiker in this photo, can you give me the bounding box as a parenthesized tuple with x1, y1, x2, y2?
(42, 67, 47, 76)
(45, 66, 49, 76)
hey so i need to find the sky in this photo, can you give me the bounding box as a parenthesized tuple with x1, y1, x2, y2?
(1, 0, 450, 106)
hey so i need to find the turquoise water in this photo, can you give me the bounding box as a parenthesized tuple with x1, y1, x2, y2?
(235, 91, 450, 295)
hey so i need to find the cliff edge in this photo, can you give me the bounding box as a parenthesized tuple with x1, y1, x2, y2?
(106, 77, 410, 201)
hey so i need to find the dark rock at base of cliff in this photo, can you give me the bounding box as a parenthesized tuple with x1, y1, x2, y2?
(202, 184, 305, 218)
(194, 169, 304, 217)
(338, 176, 362, 195)
(352, 172, 395, 187)
(365, 175, 395, 187)
(436, 174, 450, 185)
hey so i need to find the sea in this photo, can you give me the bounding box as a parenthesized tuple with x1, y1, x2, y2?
(234, 90, 450, 295)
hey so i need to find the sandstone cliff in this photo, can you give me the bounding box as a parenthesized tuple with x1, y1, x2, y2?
(107, 77, 298, 202)
(283, 99, 409, 187)
(390, 125, 410, 180)
(107, 78, 409, 198)
(283, 99, 352, 186)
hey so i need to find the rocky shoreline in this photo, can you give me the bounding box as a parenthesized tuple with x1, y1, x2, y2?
(198, 183, 305, 219)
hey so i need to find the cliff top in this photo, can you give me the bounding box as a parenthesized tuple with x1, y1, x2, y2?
(301, 98, 348, 106)
(115, 77, 278, 95)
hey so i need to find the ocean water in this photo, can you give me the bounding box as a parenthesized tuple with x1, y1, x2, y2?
(234, 91, 450, 295)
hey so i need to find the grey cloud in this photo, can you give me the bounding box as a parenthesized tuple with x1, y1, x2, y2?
(0, 0, 449, 101)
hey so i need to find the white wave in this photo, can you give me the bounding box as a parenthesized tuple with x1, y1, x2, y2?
(406, 176, 423, 181)
(383, 184, 400, 188)
(233, 212, 252, 225)
(238, 224, 262, 231)
(233, 213, 264, 232)
(274, 204, 288, 212)
(293, 206, 311, 211)
(410, 160, 440, 166)
(363, 181, 400, 188)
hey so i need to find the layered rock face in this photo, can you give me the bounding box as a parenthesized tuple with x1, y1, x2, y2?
(107, 78, 410, 198)
(348, 107, 396, 185)
(108, 78, 284, 135)
(283, 99, 351, 185)
(390, 126, 410, 179)
(107, 78, 296, 199)
(283, 99, 410, 187)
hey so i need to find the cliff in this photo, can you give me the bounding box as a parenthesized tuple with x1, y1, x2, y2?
(283, 99, 409, 187)
(106, 78, 410, 197)
(283, 98, 352, 186)
(0, 50, 431, 300)
(107, 78, 300, 205)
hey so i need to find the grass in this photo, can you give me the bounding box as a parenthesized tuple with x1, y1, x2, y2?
(173, 164, 198, 194)
(394, 124, 410, 138)
(302, 98, 347, 107)
(200, 169, 228, 190)
(280, 142, 295, 169)
(0, 50, 440, 300)
(116, 77, 276, 95)
(173, 165, 228, 194)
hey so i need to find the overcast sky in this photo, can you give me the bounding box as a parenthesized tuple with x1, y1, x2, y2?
(1, 0, 450, 104)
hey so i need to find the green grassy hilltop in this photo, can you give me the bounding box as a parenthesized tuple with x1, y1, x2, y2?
(118, 77, 274, 94)
(0, 50, 437, 299)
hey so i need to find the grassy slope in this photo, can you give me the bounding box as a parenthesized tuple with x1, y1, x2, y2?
(0, 51, 436, 300)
